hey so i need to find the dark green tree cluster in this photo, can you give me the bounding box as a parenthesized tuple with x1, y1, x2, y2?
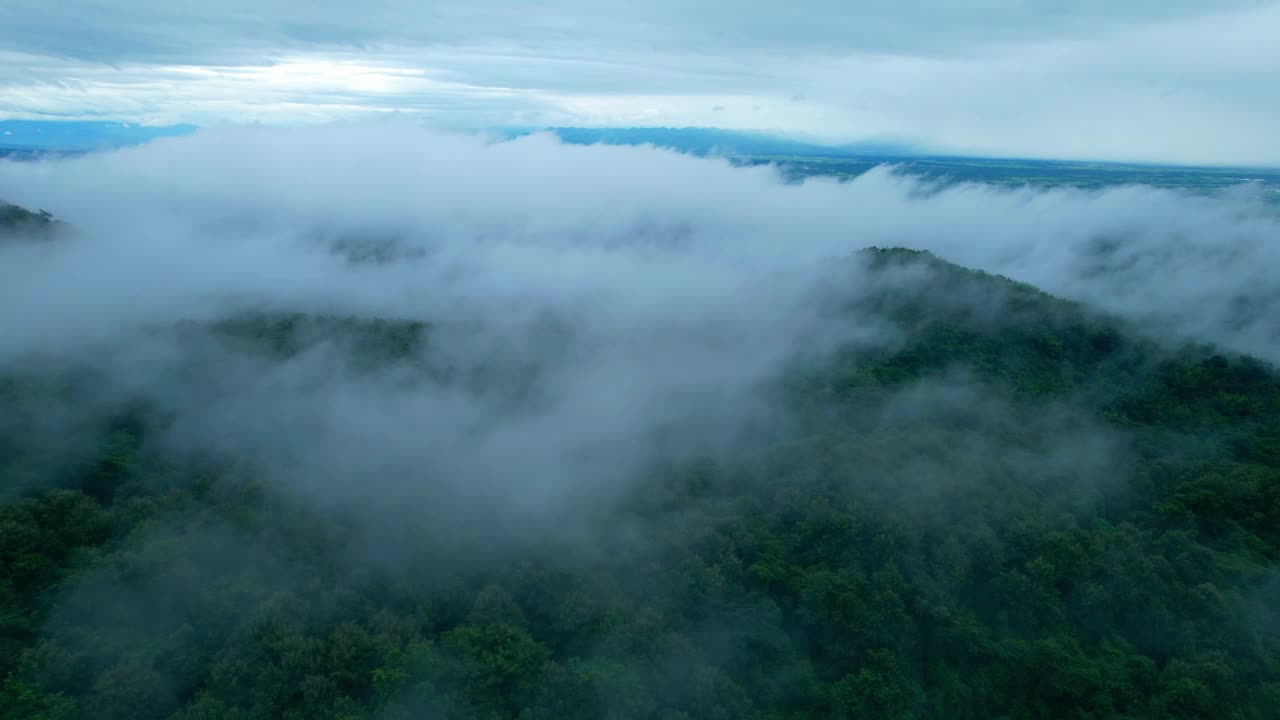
(0, 201, 60, 241)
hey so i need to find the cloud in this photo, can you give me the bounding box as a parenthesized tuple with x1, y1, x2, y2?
(2, 123, 1277, 358)
(2, 1, 1258, 65)
(2, 2, 1279, 162)
(0, 125, 876, 531)
(0, 124, 1277, 536)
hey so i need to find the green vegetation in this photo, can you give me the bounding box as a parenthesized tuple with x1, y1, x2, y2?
(1, 201, 60, 241)
(2, 249, 1278, 719)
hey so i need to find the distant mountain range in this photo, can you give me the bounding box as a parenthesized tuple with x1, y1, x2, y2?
(0, 119, 912, 159)
(0, 120, 198, 152)
(494, 126, 919, 158)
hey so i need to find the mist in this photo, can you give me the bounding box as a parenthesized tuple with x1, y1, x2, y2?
(0, 122, 1275, 533)
(4, 123, 1277, 355)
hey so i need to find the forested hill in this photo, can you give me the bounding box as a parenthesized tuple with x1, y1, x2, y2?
(1, 201, 61, 241)
(3, 240, 1279, 719)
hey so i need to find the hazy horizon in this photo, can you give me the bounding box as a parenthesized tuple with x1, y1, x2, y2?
(7, 119, 1280, 172)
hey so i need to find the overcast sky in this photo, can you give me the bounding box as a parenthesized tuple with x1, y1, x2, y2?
(2, 1, 1279, 164)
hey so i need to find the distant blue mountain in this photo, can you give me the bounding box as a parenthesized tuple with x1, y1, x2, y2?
(496, 127, 918, 158)
(0, 120, 197, 151)
(2, 120, 912, 159)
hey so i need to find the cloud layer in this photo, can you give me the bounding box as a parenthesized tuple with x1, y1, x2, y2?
(6, 124, 1277, 354)
(0, 125, 1277, 540)
(3, 1, 1279, 163)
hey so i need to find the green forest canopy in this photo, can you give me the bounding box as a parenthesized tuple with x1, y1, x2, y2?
(2, 237, 1279, 719)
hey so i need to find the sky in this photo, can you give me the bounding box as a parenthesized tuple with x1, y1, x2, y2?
(1, 1, 1279, 164)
